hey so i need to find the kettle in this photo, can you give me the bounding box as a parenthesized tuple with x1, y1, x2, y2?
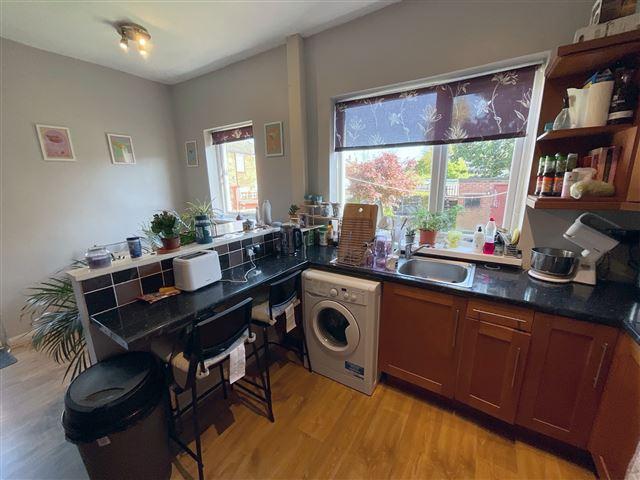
(280, 223, 303, 255)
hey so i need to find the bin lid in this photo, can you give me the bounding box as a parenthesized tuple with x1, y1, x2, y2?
(63, 351, 163, 443)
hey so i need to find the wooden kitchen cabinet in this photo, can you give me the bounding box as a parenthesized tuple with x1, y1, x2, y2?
(378, 282, 466, 398)
(516, 313, 619, 448)
(455, 317, 531, 423)
(589, 333, 640, 480)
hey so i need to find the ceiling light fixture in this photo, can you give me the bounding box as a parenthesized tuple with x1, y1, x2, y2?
(116, 23, 151, 57)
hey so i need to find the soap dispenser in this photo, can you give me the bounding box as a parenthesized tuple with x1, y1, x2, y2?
(473, 225, 484, 253)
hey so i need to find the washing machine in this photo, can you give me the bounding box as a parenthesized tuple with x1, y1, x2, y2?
(302, 269, 381, 395)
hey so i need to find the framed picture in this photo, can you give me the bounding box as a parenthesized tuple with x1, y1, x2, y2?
(36, 124, 75, 161)
(185, 140, 198, 167)
(264, 121, 284, 157)
(106, 133, 136, 165)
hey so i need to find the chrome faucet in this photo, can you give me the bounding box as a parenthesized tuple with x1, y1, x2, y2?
(404, 243, 430, 260)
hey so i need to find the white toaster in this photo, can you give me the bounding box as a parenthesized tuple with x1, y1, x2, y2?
(173, 250, 222, 291)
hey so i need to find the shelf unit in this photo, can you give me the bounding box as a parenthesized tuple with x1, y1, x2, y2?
(527, 32, 640, 211)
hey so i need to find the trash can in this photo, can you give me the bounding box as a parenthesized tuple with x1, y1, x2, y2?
(62, 351, 172, 480)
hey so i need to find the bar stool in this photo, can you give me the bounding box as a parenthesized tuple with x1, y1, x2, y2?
(250, 270, 312, 420)
(151, 298, 272, 480)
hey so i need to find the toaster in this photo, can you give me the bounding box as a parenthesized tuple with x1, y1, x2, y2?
(173, 250, 222, 291)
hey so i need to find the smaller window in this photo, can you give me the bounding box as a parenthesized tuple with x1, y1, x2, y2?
(208, 124, 258, 216)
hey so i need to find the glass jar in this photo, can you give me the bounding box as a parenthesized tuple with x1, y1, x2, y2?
(85, 246, 112, 269)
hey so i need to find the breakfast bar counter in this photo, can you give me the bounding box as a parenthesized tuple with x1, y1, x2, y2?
(91, 254, 307, 350)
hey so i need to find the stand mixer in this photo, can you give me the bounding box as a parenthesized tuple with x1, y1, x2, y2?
(528, 213, 621, 285)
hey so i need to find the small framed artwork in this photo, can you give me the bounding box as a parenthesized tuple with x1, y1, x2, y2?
(36, 124, 76, 161)
(264, 121, 284, 157)
(107, 133, 136, 165)
(185, 140, 198, 167)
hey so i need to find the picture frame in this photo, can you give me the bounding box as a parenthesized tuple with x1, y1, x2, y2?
(106, 133, 136, 165)
(264, 121, 284, 157)
(185, 140, 198, 167)
(35, 124, 76, 161)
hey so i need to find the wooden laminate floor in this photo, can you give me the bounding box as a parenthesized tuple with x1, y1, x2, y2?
(1, 346, 595, 480)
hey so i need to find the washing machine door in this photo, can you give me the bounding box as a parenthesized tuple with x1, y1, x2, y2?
(309, 300, 360, 357)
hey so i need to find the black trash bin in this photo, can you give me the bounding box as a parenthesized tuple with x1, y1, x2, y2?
(62, 351, 172, 480)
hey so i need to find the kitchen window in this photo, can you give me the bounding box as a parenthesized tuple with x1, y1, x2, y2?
(206, 123, 259, 216)
(333, 60, 545, 233)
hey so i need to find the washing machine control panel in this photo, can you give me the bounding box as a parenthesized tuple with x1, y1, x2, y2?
(306, 281, 366, 305)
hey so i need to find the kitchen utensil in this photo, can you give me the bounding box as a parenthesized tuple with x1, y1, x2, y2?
(529, 248, 579, 282)
(337, 203, 378, 266)
(562, 212, 620, 285)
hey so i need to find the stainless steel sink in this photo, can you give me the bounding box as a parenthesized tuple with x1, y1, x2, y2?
(398, 257, 475, 288)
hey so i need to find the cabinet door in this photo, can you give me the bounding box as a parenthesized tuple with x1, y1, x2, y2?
(379, 283, 465, 398)
(589, 333, 640, 480)
(516, 313, 619, 448)
(455, 318, 530, 423)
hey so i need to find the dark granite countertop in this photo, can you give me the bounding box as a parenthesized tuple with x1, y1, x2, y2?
(305, 247, 640, 344)
(91, 246, 640, 349)
(91, 254, 308, 349)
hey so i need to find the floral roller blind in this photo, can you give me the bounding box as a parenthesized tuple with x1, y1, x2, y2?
(334, 65, 537, 151)
(211, 125, 253, 145)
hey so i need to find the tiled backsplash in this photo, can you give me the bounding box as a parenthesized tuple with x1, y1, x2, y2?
(80, 232, 279, 317)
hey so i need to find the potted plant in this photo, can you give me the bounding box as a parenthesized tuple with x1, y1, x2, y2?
(288, 204, 300, 222)
(415, 208, 449, 245)
(151, 210, 181, 251)
(21, 262, 88, 380)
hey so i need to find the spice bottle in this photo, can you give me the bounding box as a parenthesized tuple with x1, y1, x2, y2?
(553, 153, 567, 197)
(534, 157, 545, 196)
(540, 156, 556, 196)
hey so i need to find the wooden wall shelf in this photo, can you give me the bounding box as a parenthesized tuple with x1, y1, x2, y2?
(546, 31, 640, 79)
(526, 195, 624, 211)
(536, 124, 633, 142)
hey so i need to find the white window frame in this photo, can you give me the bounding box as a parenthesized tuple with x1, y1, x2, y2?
(330, 53, 548, 232)
(202, 121, 256, 216)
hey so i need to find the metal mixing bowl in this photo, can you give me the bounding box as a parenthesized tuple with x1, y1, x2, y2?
(530, 247, 579, 278)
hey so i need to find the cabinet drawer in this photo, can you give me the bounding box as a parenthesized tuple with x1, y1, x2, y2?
(385, 282, 455, 307)
(466, 299, 533, 332)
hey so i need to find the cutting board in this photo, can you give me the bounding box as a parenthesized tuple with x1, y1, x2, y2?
(337, 203, 378, 266)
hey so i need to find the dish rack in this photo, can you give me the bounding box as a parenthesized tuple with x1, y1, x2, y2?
(336, 204, 378, 266)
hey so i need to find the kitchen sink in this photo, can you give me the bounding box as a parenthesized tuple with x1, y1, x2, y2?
(398, 257, 476, 288)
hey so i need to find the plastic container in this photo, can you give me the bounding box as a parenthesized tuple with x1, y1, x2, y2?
(126, 237, 142, 259)
(473, 226, 484, 253)
(85, 246, 112, 269)
(62, 352, 171, 480)
(483, 217, 496, 255)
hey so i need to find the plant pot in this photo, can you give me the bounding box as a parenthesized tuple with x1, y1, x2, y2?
(161, 236, 180, 251)
(419, 229, 438, 245)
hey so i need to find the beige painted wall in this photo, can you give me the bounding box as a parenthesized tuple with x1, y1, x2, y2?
(170, 46, 292, 221)
(304, 0, 593, 197)
(1, 39, 184, 338)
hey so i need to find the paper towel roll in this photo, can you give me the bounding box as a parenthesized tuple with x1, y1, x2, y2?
(582, 81, 614, 127)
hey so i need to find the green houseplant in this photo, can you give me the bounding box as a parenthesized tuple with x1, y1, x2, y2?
(414, 206, 462, 245)
(21, 265, 88, 380)
(288, 204, 300, 222)
(151, 210, 181, 251)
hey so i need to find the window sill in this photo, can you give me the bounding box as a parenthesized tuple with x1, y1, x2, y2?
(413, 245, 523, 267)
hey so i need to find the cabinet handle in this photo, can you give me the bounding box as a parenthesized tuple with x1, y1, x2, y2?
(472, 308, 527, 323)
(511, 347, 521, 389)
(593, 343, 609, 388)
(451, 308, 460, 349)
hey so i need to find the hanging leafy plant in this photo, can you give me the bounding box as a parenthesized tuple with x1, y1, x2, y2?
(21, 263, 88, 381)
